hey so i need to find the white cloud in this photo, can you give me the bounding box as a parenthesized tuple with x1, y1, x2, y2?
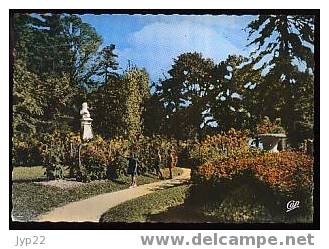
(117, 20, 248, 81)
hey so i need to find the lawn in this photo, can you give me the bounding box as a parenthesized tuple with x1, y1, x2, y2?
(12, 166, 47, 181)
(100, 184, 190, 223)
(11, 166, 183, 221)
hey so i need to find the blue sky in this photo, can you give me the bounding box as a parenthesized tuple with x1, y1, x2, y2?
(80, 14, 255, 82)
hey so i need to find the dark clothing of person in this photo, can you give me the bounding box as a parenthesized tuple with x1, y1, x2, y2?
(154, 158, 164, 179)
(167, 154, 173, 179)
(127, 157, 138, 175)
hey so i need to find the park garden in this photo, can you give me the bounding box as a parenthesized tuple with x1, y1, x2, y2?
(11, 13, 315, 223)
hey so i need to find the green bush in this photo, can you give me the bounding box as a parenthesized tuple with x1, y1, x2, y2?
(40, 131, 72, 180)
(12, 136, 43, 166)
(201, 184, 273, 223)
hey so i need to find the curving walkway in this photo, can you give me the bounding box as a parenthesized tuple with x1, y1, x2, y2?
(37, 168, 191, 222)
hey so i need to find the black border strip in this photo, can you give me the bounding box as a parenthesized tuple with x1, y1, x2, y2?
(9, 9, 320, 230)
(9, 9, 320, 15)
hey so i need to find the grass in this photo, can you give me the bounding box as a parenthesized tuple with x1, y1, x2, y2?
(99, 181, 313, 223)
(11, 166, 183, 221)
(100, 184, 190, 223)
(12, 166, 47, 181)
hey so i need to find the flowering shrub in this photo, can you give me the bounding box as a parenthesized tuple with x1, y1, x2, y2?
(193, 150, 313, 194)
(77, 135, 180, 181)
(256, 116, 285, 134)
(190, 150, 314, 222)
(189, 129, 250, 165)
(77, 136, 111, 181)
(40, 131, 180, 182)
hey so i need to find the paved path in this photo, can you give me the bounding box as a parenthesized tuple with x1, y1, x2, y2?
(37, 168, 191, 222)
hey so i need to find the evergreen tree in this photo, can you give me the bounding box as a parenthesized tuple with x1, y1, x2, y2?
(246, 15, 315, 144)
(95, 44, 119, 85)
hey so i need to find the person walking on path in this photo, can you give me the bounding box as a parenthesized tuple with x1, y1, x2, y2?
(154, 149, 164, 179)
(167, 148, 178, 179)
(127, 151, 139, 188)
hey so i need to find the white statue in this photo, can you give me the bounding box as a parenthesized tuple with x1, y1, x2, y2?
(80, 102, 91, 119)
(80, 102, 93, 141)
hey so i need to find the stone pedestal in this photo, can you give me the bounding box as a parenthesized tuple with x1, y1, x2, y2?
(258, 133, 287, 153)
(81, 117, 93, 141)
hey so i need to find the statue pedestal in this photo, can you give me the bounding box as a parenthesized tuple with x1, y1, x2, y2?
(258, 133, 287, 153)
(81, 117, 93, 141)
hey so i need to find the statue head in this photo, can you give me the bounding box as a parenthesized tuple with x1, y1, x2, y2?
(82, 102, 88, 111)
(80, 102, 91, 118)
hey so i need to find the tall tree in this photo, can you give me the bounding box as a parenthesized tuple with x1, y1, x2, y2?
(11, 13, 103, 143)
(13, 60, 45, 138)
(89, 76, 125, 139)
(90, 66, 150, 140)
(158, 52, 215, 139)
(121, 68, 150, 140)
(142, 93, 167, 136)
(61, 14, 103, 86)
(12, 13, 103, 85)
(247, 15, 314, 73)
(13, 59, 82, 137)
(246, 15, 315, 144)
(94, 44, 119, 85)
(157, 53, 261, 139)
(208, 55, 263, 133)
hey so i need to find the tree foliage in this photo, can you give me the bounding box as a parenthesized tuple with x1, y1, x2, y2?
(247, 15, 314, 73)
(156, 53, 262, 139)
(13, 13, 103, 85)
(11, 13, 316, 168)
(89, 76, 125, 139)
(208, 55, 263, 132)
(121, 68, 150, 139)
(94, 44, 119, 85)
(159, 52, 214, 138)
(13, 60, 45, 137)
(246, 15, 315, 144)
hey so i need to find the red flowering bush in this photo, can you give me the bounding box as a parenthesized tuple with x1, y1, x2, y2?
(190, 150, 313, 222)
(193, 150, 313, 194)
(77, 136, 113, 181)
